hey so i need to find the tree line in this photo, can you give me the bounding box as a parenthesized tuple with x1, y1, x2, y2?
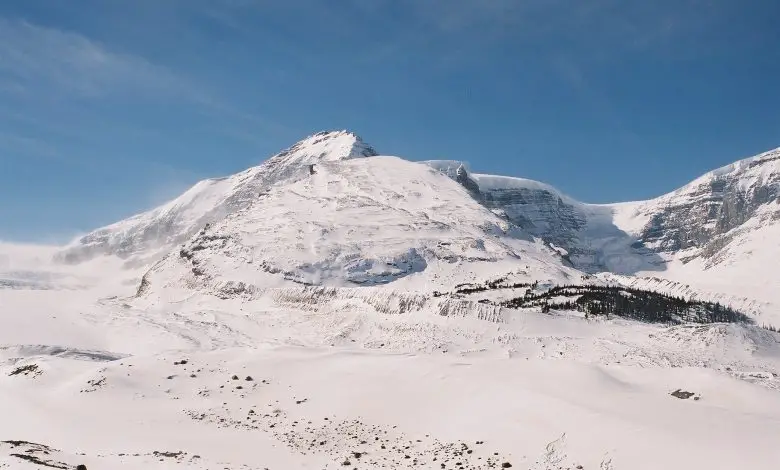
(500, 284, 752, 325)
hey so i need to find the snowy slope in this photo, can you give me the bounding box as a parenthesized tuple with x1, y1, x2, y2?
(56, 131, 378, 267)
(424, 161, 657, 275)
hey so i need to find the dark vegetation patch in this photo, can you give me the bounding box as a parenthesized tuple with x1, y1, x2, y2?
(153, 450, 185, 458)
(436, 275, 751, 326)
(501, 285, 752, 325)
(434, 279, 537, 297)
(762, 324, 779, 333)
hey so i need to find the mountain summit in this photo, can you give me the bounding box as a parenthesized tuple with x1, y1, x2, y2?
(277, 130, 379, 161)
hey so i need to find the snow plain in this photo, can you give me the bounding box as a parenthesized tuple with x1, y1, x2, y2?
(3, 240, 780, 469)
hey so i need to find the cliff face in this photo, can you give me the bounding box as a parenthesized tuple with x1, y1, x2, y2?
(427, 164, 644, 273)
(632, 149, 780, 262)
(479, 185, 586, 251)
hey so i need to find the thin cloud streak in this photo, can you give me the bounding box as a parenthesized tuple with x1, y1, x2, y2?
(0, 16, 292, 169)
(0, 18, 187, 98)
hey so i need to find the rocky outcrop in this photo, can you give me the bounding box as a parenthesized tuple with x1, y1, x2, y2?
(479, 186, 586, 248)
(455, 164, 481, 197)
(633, 148, 780, 261)
(430, 162, 636, 273)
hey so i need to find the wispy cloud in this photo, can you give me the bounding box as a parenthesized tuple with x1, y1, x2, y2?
(326, 0, 732, 68)
(0, 16, 293, 164)
(0, 18, 193, 99)
(0, 132, 61, 161)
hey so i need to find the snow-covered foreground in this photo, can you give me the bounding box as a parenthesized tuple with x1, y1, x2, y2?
(4, 344, 780, 470)
(2, 281, 780, 470)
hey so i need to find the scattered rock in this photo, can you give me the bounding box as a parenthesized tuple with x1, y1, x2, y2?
(9, 364, 41, 377)
(671, 389, 696, 399)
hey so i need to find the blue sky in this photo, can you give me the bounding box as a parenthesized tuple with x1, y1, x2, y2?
(0, 0, 778, 241)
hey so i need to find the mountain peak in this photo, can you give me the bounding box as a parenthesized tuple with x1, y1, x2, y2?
(273, 130, 378, 164)
(252, 130, 378, 188)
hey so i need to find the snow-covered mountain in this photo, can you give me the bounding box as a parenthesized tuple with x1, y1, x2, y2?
(430, 148, 779, 270)
(138, 155, 581, 302)
(54, 131, 581, 302)
(53, 131, 780, 322)
(4, 131, 780, 470)
(628, 148, 780, 257)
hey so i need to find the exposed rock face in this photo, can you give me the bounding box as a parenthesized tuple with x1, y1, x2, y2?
(634, 149, 780, 261)
(479, 186, 586, 250)
(455, 164, 482, 197)
(425, 163, 583, 247)
(429, 163, 628, 273)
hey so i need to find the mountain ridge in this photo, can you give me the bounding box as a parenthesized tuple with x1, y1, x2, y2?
(51, 131, 780, 322)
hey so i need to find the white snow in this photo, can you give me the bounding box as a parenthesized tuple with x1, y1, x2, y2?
(2, 272, 779, 469)
(1, 134, 779, 469)
(470, 173, 580, 205)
